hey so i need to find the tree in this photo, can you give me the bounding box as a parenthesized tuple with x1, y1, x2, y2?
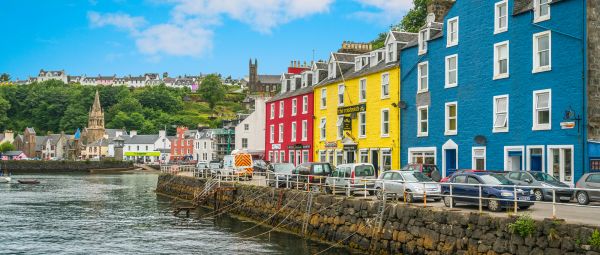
(0, 94, 10, 130)
(0, 73, 9, 82)
(399, 0, 429, 33)
(198, 74, 226, 110)
(0, 141, 15, 153)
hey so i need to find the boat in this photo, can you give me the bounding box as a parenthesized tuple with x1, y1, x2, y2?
(18, 179, 40, 184)
(0, 176, 10, 183)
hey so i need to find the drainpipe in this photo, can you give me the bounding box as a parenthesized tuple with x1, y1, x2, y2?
(582, 0, 588, 175)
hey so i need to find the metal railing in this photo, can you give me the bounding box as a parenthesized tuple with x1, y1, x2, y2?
(162, 167, 600, 221)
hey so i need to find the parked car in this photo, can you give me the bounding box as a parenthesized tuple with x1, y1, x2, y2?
(440, 169, 488, 183)
(504, 171, 573, 202)
(374, 171, 441, 203)
(575, 173, 600, 205)
(253, 159, 270, 173)
(442, 172, 534, 212)
(324, 163, 377, 195)
(267, 163, 295, 188)
(400, 164, 442, 182)
(291, 162, 333, 186)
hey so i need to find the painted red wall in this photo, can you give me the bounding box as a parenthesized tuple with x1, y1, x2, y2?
(287, 67, 309, 75)
(265, 91, 314, 165)
(171, 127, 194, 159)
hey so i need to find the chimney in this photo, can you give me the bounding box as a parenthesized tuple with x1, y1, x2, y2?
(427, 0, 455, 22)
(130, 130, 137, 137)
(159, 130, 166, 138)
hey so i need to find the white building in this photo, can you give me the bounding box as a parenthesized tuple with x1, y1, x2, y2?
(36, 69, 68, 83)
(234, 97, 267, 158)
(122, 130, 171, 163)
(194, 129, 216, 162)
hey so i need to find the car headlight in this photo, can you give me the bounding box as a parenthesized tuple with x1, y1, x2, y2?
(413, 186, 423, 192)
(501, 192, 513, 197)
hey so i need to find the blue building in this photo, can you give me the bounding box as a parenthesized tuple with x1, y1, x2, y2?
(400, 0, 600, 185)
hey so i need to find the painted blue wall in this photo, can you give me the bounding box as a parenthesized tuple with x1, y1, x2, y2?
(400, 0, 586, 183)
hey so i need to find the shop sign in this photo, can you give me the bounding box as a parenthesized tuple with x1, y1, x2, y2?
(324, 142, 338, 149)
(288, 144, 310, 150)
(271, 144, 281, 150)
(343, 117, 352, 130)
(337, 103, 366, 115)
(560, 122, 575, 129)
(124, 151, 161, 157)
(343, 144, 357, 151)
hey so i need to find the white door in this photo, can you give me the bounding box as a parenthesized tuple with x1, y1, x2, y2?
(548, 147, 573, 184)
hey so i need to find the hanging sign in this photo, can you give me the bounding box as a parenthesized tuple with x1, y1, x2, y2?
(337, 103, 366, 115)
(343, 117, 352, 130)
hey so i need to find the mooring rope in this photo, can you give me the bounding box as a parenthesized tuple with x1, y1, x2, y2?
(233, 191, 306, 235)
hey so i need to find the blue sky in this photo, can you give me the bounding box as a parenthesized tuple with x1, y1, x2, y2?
(0, 0, 412, 80)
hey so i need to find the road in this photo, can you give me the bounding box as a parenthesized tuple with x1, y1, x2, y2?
(180, 173, 600, 226)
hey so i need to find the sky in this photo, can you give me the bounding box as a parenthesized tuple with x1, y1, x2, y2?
(0, 0, 413, 80)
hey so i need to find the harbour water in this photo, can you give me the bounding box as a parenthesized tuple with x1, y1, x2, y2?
(0, 173, 351, 254)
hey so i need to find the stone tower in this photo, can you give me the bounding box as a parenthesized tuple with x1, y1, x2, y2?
(87, 90, 105, 143)
(249, 58, 258, 88)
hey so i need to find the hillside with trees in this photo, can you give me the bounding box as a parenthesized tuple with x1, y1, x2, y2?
(0, 75, 247, 135)
(371, 0, 429, 49)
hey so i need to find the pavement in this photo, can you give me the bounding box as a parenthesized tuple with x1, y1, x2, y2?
(176, 173, 600, 226)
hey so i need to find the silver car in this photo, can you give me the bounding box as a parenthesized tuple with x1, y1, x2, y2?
(374, 171, 442, 203)
(575, 173, 600, 205)
(504, 171, 573, 202)
(324, 163, 377, 195)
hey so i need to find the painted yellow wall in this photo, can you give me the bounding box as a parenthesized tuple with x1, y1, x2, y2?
(313, 66, 401, 169)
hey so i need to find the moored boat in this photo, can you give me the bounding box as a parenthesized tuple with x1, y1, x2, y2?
(0, 176, 10, 183)
(18, 179, 40, 184)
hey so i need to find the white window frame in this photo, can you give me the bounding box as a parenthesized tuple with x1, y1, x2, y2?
(280, 151, 285, 163)
(358, 112, 366, 138)
(493, 94, 509, 133)
(493, 41, 510, 80)
(338, 84, 345, 106)
(278, 123, 284, 142)
(445, 102, 457, 136)
(533, 89, 552, 131)
(242, 138, 248, 149)
(336, 115, 344, 140)
(359, 149, 369, 163)
(302, 95, 308, 114)
(546, 145, 575, 184)
(319, 117, 326, 141)
(445, 54, 458, 88)
(291, 99, 297, 116)
(302, 120, 308, 141)
(472, 147, 487, 170)
(504, 146, 525, 171)
(279, 101, 284, 118)
(381, 108, 390, 137)
(494, 0, 508, 34)
(408, 147, 437, 165)
(417, 105, 429, 137)
(386, 42, 396, 63)
(320, 88, 327, 109)
(534, 0, 551, 23)
(446, 17, 459, 47)
(533, 31, 552, 73)
(381, 72, 390, 99)
(359, 78, 367, 102)
(269, 125, 274, 143)
(526, 145, 545, 172)
(270, 104, 274, 119)
(418, 29, 429, 55)
(291, 122, 297, 142)
(417, 61, 429, 93)
(289, 150, 295, 165)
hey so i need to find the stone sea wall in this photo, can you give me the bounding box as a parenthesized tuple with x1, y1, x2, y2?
(157, 174, 600, 255)
(2, 160, 134, 173)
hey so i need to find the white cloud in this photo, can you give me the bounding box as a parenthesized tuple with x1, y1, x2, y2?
(353, 0, 413, 25)
(87, 11, 146, 33)
(136, 23, 213, 57)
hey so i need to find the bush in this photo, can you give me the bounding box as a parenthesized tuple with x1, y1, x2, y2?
(508, 214, 537, 238)
(589, 230, 600, 248)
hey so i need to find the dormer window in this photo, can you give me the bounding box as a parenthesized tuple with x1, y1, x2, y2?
(418, 29, 429, 55)
(328, 62, 336, 79)
(386, 43, 396, 62)
(534, 0, 550, 23)
(313, 70, 320, 84)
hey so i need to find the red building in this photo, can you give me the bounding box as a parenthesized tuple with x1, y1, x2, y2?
(265, 61, 327, 166)
(171, 126, 195, 161)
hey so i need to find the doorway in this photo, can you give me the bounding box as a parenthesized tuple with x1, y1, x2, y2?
(371, 150, 379, 176)
(548, 146, 574, 184)
(345, 151, 355, 164)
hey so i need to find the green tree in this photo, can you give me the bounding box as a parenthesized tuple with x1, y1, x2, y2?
(198, 74, 226, 110)
(0, 94, 10, 130)
(399, 0, 429, 33)
(0, 73, 10, 82)
(0, 141, 15, 153)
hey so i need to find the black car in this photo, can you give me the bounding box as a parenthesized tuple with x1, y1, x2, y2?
(291, 162, 333, 185)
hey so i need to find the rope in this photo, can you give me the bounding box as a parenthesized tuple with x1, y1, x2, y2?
(234, 191, 306, 235)
(196, 189, 269, 219)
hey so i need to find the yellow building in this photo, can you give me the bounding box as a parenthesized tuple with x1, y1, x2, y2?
(313, 31, 417, 174)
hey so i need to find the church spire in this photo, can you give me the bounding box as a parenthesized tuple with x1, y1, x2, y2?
(92, 90, 102, 113)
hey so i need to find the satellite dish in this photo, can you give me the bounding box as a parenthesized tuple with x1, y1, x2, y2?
(474, 135, 487, 145)
(426, 13, 436, 23)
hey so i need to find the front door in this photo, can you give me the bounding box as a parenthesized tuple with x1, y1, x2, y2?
(371, 150, 379, 176)
(295, 150, 302, 166)
(346, 151, 355, 164)
(529, 148, 543, 171)
(445, 149, 457, 177)
(549, 147, 573, 184)
(507, 150, 523, 171)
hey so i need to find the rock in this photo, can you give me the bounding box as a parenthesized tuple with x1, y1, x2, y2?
(544, 248, 562, 255)
(478, 244, 490, 253)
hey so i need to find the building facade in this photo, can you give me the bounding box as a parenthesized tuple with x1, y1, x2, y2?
(170, 127, 195, 161)
(235, 96, 268, 157)
(247, 59, 281, 95)
(400, 0, 597, 184)
(313, 33, 412, 173)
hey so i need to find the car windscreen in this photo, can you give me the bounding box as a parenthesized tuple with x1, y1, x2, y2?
(313, 164, 331, 175)
(273, 164, 294, 173)
(479, 174, 512, 185)
(530, 172, 560, 183)
(401, 172, 432, 182)
(422, 165, 438, 174)
(355, 165, 374, 177)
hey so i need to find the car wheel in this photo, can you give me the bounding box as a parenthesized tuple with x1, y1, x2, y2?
(404, 190, 413, 203)
(443, 193, 455, 207)
(368, 190, 374, 196)
(533, 189, 544, 201)
(325, 186, 332, 194)
(433, 198, 442, 202)
(576, 191, 590, 205)
(518, 205, 531, 210)
(488, 196, 501, 212)
(375, 188, 383, 200)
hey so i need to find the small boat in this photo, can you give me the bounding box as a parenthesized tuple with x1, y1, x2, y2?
(18, 179, 40, 184)
(0, 176, 10, 183)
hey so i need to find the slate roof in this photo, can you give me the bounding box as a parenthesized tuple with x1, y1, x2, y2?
(184, 130, 197, 139)
(4, 151, 24, 156)
(267, 84, 315, 102)
(124, 135, 159, 145)
(105, 129, 127, 138)
(47, 134, 62, 146)
(35, 136, 47, 151)
(89, 138, 109, 147)
(26, 127, 36, 134)
(257, 75, 281, 84)
(332, 53, 358, 63)
(313, 59, 399, 89)
(390, 31, 418, 43)
(314, 62, 328, 70)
